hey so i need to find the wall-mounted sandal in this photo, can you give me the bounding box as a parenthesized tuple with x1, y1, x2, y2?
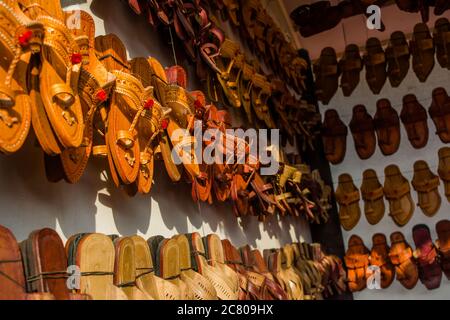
(251, 73, 275, 129)
(438, 147, 450, 201)
(384, 165, 414, 227)
(435, 220, 450, 280)
(433, 18, 450, 69)
(374, 99, 400, 156)
(389, 232, 419, 290)
(339, 44, 362, 97)
(412, 224, 443, 290)
(321, 109, 348, 165)
(314, 47, 340, 105)
(361, 169, 385, 226)
(368, 234, 395, 289)
(363, 38, 387, 95)
(400, 94, 429, 149)
(410, 23, 435, 83)
(335, 174, 361, 231)
(344, 235, 369, 293)
(386, 31, 410, 88)
(412, 160, 441, 217)
(349, 105, 376, 160)
(429, 87, 450, 143)
(238, 61, 256, 124)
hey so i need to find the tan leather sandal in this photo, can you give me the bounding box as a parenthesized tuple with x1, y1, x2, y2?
(361, 169, 385, 226)
(412, 160, 441, 217)
(335, 173, 361, 231)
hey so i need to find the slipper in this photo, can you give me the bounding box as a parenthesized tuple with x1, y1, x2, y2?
(344, 235, 369, 292)
(374, 99, 400, 156)
(339, 44, 362, 97)
(389, 232, 419, 290)
(349, 105, 376, 160)
(386, 31, 410, 88)
(412, 224, 443, 290)
(321, 109, 348, 165)
(433, 18, 450, 69)
(368, 233, 395, 289)
(364, 37, 387, 95)
(335, 173, 361, 231)
(410, 23, 435, 83)
(412, 160, 441, 217)
(361, 169, 385, 225)
(314, 47, 340, 105)
(436, 220, 450, 280)
(429, 87, 450, 143)
(438, 147, 450, 201)
(384, 164, 415, 227)
(400, 94, 428, 149)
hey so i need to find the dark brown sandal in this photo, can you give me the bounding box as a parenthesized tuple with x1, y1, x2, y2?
(339, 44, 362, 97)
(400, 94, 429, 149)
(429, 87, 450, 143)
(363, 37, 387, 95)
(374, 99, 401, 156)
(313, 47, 340, 105)
(410, 23, 435, 83)
(433, 18, 450, 70)
(349, 105, 376, 160)
(321, 109, 348, 165)
(386, 31, 410, 88)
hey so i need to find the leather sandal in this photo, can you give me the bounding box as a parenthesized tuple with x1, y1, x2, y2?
(335, 173, 361, 231)
(429, 87, 450, 143)
(0, 224, 54, 300)
(321, 109, 348, 165)
(368, 233, 395, 289)
(412, 160, 441, 217)
(339, 44, 362, 97)
(433, 18, 450, 69)
(344, 235, 369, 292)
(313, 47, 340, 105)
(66, 233, 128, 300)
(438, 147, 450, 201)
(363, 37, 387, 95)
(374, 99, 400, 156)
(400, 94, 429, 149)
(238, 61, 256, 124)
(281, 245, 305, 300)
(389, 232, 419, 290)
(436, 220, 450, 280)
(412, 224, 443, 290)
(349, 105, 376, 160)
(410, 23, 435, 83)
(251, 73, 275, 129)
(361, 169, 385, 225)
(384, 164, 415, 227)
(386, 31, 410, 88)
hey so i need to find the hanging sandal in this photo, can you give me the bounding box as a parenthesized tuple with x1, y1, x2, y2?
(361, 169, 385, 226)
(374, 98, 400, 156)
(410, 23, 435, 83)
(335, 173, 361, 231)
(386, 31, 410, 88)
(384, 165, 415, 227)
(344, 235, 369, 293)
(321, 109, 348, 165)
(400, 94, 429, 149)
(433, 18, 450, 70)
(429, 87, 450, 143)
(251, 73, 275, 129)
(313, 47, 340, 105)
(363, 37, 387, 95)
(349, 105, 376, 160)
(438, 147, 450, 202)
(339, 44, 362, 97)
(436, 220, 450, 280)
(389, 232, 419, 290)
(238, 61, 255, 124)
(368, 233, 395, 289)
(412, 160, 441, 217)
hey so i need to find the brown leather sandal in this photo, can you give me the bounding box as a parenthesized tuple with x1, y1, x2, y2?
(438, 147, 450, 202)
(410, 23, 435, 83)
(344, 235, 369, 292)
(361, 169, 385, 226)
(429, 87, 450, 143)
(436, 220, 450, 280)
(314, 47, 340, 105)
(400, 94, 429, 149)
(364, 37, 387, 95)
(368, 233, 395, 289)
(339, 44, 362, 97)
(349, 105, 376, 160)
(237, 61, 255, 124)
(384, 165, 415, 227)
(386, 31, 410, 88)
(433, 18, 450, 70)
(251, 73, 275, 129)
(374, 99, 400, 156)
(389, 232, 419, 290)
(412, 160, 441, 217)
(321, 109, 348, 165)
(335, 173, 361, 231)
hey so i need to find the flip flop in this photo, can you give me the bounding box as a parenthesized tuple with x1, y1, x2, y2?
(410, 23, 435, 83)
(412, 160, 441, 217)
(344, 235, 369, 292)
(349, 105, 376, 160)
(335, 173, 361, 231)
(361, 169, 385, 226)
(368, 233, 395, 289)
(389, 232, 419, 289)
(429, 87, 450, 143)
(386, 31, 411, 88)
(374, 99, 400, 156)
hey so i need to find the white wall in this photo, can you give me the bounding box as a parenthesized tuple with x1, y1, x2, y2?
(0, 1, 311, 254)
(319, 10, 450, 300)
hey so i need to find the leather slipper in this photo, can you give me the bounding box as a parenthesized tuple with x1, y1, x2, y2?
(412, 160, 441, 217)
(339, 44, 362, 97)
(436, 220, 450, 280)
(429, 87, 450, 143)
(335, 173, 361, 231)
(433, 18, 450, 69)
(321, 109, 348, 165)
(389, 232, 419, 290)
(438, 147, 450, 201)
(386, 31, 410, 88)
(384, 165, 415, 227)
(368, 233, 395, 289)
(361, 169, 385, 225)
(349, 105, 376, 160)
(363, 37, 387, 95)
(410, 23, 435, 83)
(374, 99, 400, 156)
(344, 235, 369, 292)
(412, 224, 443, 290)
(400, 94, 429, 149)
(314, 47, 340, 105)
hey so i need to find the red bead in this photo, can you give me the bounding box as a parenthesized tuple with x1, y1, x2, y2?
(71, 53, 82, 64)
(161, 119, 169, 130)
(144, 99, 154, 110)
(18, 29, 33, 47)
(96, 89, 107, 102)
